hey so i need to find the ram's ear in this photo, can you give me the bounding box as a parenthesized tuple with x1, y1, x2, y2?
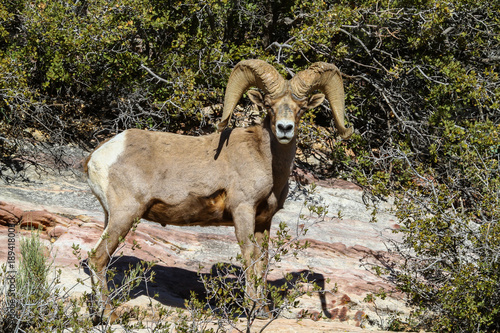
(306, 93, 325, 109)
(247, 90, 264, 107)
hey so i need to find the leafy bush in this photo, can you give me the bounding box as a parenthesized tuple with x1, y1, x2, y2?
(17, 230, 50, 292)
(386, 120, 500, 332)
(1, 0, 498, 182)
(287, 0, 499, 181)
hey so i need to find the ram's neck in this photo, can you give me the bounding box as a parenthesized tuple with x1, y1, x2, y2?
(262, 115, 296, 192)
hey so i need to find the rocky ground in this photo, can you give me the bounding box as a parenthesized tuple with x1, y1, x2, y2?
(0, 158, 410, 332)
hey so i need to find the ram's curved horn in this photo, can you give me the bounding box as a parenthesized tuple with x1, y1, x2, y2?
(217, 59, 287, 132)
(290, 62, 353, 139)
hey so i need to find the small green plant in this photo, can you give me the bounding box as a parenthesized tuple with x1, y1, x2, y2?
(0, 231, 95, 332)
(16, 230, 51, 300)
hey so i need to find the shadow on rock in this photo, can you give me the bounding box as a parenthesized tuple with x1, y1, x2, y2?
(82, 256, 329, 317)
(268, 270, 330, 319)
(83, 256, 205, 308)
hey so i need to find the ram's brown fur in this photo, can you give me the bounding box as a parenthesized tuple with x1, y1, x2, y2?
(85, 59, 352, 322)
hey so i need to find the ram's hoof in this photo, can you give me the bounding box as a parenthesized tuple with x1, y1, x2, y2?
(86, 293, 120, 326)
(254, 305, 271, 319)
(90, 310, 119, 326)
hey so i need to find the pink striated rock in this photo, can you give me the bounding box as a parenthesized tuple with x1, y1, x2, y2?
(20, 210, 71, 230)
(0, 175, 410, 331)
(48, 225, 68, 238)
(292, 167, 319, 185)
(0, 201, 23, 225)
(317, 178, 362, 191)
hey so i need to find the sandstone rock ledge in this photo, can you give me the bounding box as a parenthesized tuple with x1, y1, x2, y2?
(0, 171, 409, 332)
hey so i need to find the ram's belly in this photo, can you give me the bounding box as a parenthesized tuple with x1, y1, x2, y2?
(142, 190, 233, 226)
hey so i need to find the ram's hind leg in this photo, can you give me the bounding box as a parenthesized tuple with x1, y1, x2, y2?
(88, 203, 143, 324)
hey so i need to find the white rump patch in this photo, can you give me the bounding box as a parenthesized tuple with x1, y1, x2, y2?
(86, 131, 127, 213)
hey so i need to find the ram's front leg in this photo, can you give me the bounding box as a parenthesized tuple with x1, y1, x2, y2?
(251, 219, 272, 318)
(233, 204, 270, 317)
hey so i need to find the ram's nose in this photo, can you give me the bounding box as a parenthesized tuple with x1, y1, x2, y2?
(275, 120, 295, 144)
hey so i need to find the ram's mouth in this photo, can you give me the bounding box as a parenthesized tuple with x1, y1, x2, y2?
(276, 135, 293, 144)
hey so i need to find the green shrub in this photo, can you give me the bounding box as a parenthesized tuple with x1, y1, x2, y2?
(0, 231, 94, 332)
(14, 230, 53, 315)
(384, 120, 500, 332)
(1, 0, 498, 184)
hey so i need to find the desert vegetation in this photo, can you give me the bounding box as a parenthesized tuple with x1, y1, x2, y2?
(0, 199, 329, 332)
(1, 0, 499, 332)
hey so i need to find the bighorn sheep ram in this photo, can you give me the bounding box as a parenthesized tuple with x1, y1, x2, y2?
(85, 59, 352, 319)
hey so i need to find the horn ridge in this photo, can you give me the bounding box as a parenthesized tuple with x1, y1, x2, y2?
(217, 59, 286, 131)
(290, 62, 353, 139)
(289, 62, 340, 98)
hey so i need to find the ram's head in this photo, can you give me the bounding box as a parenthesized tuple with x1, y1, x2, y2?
(218, 59, 353, 144)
